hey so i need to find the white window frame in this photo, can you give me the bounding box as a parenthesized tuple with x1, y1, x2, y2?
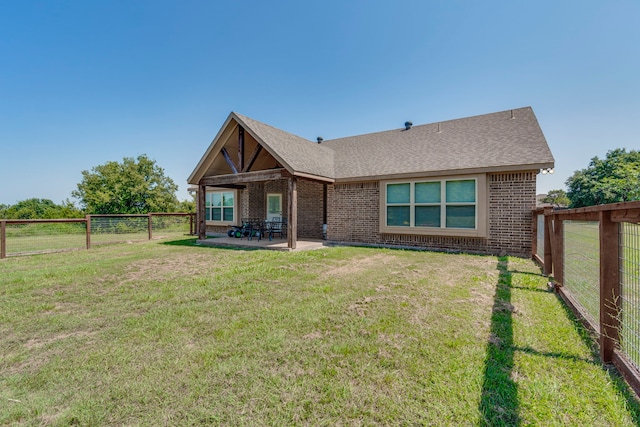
(205, 189, 239, 225)
(380, 174, 487, 238)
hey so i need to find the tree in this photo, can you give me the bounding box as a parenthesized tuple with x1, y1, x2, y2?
(0, 198, 84, 219)
(541, 189, 570, 208)
(72, 155, 179, 214)
(566, 148, 640, 208)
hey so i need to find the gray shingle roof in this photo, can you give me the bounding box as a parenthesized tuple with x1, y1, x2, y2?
(191, 107, 554, 183)
(322, 107, 554, 180)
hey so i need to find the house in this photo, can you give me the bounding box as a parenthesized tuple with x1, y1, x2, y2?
(188, 106, 554, 257)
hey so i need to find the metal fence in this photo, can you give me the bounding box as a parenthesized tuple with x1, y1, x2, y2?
(620, 223, 640, 369)
(563, 221, 600, 327)
(0, 213, 195, 258)
(532, 201, 640, 397)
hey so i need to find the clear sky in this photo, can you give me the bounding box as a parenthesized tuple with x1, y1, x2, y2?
(1, 0, 639, 206)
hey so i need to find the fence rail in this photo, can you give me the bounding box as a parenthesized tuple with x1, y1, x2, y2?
(0, 213, 195, 259)
(532, 201, 640, 397)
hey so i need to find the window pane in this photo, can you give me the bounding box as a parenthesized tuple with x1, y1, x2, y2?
(387, 183, 410, 204)
(446, 206, 475, 228)
(205, 194, 212, 207)
(205, 209, 211, 221)
(212, 208, 221, 221)
(223, 192, 234, 207)
(223, 208, 234, 222)
(415, 206, 441, 227)
(212, 193, 222, 207)
(268, 195, 280, 214)
(415, 182, 441, 203)
(446, 180, 475, 203)
(387, 206, 410, 226)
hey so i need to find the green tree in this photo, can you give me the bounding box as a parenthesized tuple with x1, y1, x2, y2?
(566, 148, 640, 208)
(0, 198, 84, 219)
(542, 189, 570, 208)
(72, 155, 179, 214)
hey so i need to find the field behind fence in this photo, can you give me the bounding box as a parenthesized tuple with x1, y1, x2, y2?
(532, 201, 640, 397)
(0, 213, 195, 258)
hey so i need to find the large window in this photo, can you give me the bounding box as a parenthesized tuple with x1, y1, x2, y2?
(205, 190, 235, 223)
(385, 178, 477, 230)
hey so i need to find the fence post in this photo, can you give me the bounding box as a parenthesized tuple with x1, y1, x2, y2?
(86, 215, 91, 250)
(531, 211, 538, 259)
(551, 215, 564, 285)
(600, 210, 620, 363)
(148, 213, 153, 240)
(1, 220, 6, 259)
(543, 208, 554, 276)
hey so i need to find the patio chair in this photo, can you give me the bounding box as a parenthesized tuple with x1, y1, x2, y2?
(268, 218, 287, 241)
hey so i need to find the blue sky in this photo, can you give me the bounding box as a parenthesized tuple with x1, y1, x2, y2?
(1, 1, 639, 205)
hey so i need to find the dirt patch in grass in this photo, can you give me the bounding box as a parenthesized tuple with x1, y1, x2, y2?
(115, 252, 219, 284)
(322, 253, 397, 277)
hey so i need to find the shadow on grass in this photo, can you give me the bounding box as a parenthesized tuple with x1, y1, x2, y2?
(479, 256, 520, 426)
(160, 237, 260, 251)
(555, 292, 640, 425)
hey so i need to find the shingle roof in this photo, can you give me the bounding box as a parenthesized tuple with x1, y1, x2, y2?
(322, 107, 554, 180)
(190, 107, 554, 183)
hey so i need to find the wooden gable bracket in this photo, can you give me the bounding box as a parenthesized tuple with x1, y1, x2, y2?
(243, 145, 262, 172)
(220, 148, 239, 174)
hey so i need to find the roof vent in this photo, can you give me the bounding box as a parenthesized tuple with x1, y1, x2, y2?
(404, 121, 413, 130)
(317, 136, 323, 144)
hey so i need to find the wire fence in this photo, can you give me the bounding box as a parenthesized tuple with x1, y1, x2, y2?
(533, 201, 640, 397)
(563, 221, 600, 327)
(620, 222, 640, 369)
(0, 213, 195, 258)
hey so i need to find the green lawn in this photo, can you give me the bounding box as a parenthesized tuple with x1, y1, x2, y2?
(1, 239, 639, 426)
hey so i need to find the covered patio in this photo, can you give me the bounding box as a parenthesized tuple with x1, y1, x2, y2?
(189, 112, 333, 250)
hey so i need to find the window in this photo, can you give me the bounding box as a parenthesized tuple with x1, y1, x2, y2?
(383, 177, 482, 234)
(205, 190, 235, 223)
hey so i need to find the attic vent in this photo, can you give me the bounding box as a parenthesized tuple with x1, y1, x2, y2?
(317, 136, 323, 143)
(510, 109, 515, 119)
(404, 121, 412, 130)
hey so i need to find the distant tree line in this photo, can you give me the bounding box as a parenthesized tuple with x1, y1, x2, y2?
(544, 148, 639, 209)
(2, 155, 194, 219)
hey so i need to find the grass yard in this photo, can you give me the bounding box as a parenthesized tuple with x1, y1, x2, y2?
(1, 239, 639, 426)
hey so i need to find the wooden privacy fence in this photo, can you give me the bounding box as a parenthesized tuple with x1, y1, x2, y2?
(532, 201, 640, 395)
(1, 213, 195, 259)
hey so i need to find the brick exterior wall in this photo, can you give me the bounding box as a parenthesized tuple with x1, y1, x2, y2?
(327, 172, 537, 257)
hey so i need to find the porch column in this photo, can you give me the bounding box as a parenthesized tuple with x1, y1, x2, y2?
(198, 184, 207, 240)
(287, 176, 298, 249)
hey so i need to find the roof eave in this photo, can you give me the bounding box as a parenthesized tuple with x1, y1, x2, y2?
(333, 162, 555, 183)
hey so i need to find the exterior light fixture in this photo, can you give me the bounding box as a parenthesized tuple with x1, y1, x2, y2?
(540, 168, 554, 175)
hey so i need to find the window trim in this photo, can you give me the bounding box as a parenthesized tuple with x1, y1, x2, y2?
(205, 189, 239, 226)
(379, 174, 487, 238)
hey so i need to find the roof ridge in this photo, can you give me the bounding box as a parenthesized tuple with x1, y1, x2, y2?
(322, 106, 533, 143)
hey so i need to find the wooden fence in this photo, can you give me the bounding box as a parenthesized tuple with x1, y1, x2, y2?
(0, 213, 195, 259)
(532, 201, 640, 396)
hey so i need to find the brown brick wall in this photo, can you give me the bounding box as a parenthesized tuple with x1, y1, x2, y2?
(487, 172, 536, 257)
(327, 172, 537, 257)
(297, 179, 324, 239)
